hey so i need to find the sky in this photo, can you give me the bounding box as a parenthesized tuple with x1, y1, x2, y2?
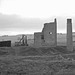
(0, 0, 75, 35)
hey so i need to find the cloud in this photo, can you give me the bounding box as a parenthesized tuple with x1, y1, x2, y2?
(0, 13, 44, 32)
(57, 16, 75, 33)
(0, 13, 75, 35)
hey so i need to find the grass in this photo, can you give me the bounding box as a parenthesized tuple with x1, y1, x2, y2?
(0, 46, 74, 75)
(0, 55, 75, 75)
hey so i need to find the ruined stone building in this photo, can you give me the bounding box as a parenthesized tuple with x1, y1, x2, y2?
(34, 19, 57, 47)
(34, 18, 73, 51)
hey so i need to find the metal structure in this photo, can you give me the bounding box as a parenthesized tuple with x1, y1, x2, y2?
(15, 34, 28, 46)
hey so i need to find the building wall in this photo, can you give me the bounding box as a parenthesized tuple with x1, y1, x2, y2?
(34, 32, 42, 47)
(34, 19, 57, 47)
(43, 20, 57, 46)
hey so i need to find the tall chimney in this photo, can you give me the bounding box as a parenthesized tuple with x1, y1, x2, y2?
(67, 19, 73, 51)
(54, 18, 57, 46)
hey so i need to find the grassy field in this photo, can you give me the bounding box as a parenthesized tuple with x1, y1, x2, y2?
(0, 46, 74, 75)
(0, 55, 75, 75)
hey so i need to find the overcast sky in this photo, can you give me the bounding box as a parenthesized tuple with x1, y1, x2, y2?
(0, 0, 75, 35)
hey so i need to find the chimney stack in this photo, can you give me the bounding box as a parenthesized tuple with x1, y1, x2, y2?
(54, 18, 57, 46)
(67, 19, 73, 51)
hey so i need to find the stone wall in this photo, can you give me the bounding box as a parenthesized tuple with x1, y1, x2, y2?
(34, 19, 57, 47)
(34, 32, 42, 47)
(43, 21, 57, 46)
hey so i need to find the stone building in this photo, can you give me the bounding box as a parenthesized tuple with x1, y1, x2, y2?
(34, 18, 57, 47)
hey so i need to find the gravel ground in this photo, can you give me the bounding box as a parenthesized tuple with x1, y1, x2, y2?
(0, 55, 74, 75)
